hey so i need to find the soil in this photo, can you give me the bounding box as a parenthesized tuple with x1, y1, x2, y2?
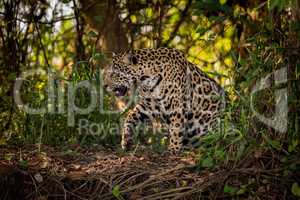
(0, 144, 298, 200)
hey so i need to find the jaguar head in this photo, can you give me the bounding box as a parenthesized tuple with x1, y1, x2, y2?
(104, 52, 139, 97)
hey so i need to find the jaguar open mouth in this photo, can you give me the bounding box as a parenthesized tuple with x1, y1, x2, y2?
(113, 86, 128, 97)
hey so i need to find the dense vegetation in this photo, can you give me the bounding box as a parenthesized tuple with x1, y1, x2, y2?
(0, 0, 299, 199)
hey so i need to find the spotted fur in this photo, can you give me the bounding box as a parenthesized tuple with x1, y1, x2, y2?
(106, 48, 225, 153)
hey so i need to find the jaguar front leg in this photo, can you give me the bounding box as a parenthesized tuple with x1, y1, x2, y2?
(168, 114, 185, 154)
(121, 104, 151, 151)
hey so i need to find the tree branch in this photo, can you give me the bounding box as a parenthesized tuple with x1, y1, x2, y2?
(34, 22, 50, 68)
(0, 12, 75, 24)
(163, 0, 192, 46)
(73, 0, 85, 61)
(156, 1, 165, 47)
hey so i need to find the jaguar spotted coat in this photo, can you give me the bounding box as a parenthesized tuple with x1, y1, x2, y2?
(106, 48, 225, 153)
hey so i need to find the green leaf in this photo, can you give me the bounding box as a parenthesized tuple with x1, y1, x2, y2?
(236, 187, 246, 195)
(201, 157, 214, 168)
(196, 27, 207, 35)
(94, 53, 104, 61)
(4, 153, 14, 161)
(288, 139, 298, 152)
(19, 160, 28, 169)
(236, 142, 246, 160)
(262, 133, 281, 150)
(283, 170, 290, 176)
(224, 184, 238, 195)
(93, 15, 103, 22)
(292, 182, 300, 197)
(88, 31, 98, 38)
(267, 0, 282, 11)
(8, 73, 17, 81)
(219, 0, 226, 5)
(214, 149, 225, 160)
(112, 185, 121, 198)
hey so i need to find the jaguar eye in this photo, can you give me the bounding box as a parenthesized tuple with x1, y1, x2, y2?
(140, 75, 149, 81)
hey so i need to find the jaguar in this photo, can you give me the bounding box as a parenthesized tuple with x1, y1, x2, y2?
(105, 47, 225, 153)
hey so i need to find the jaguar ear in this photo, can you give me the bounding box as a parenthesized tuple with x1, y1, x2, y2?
(112, 52, 116, 58)
(122, 52, 138, 65)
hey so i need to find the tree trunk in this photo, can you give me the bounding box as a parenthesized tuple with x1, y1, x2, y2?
(79, 0, 128, 54)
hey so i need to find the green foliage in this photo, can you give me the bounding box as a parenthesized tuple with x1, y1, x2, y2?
(4, 153, 14, 162)
(292, 182, 300, 197)
(112, 185, 124, 200)
(267, 0, 287, 11)
(223, 184, 238, 195)
(195, 0, 231, 14)
(18, 159, 28, 169)
(196, 97, 251, 170)
(200, 156, 214, 168)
